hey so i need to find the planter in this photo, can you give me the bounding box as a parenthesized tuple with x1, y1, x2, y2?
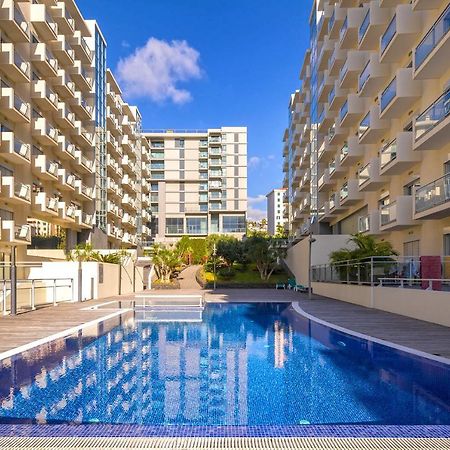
(152, 280, 180, 290)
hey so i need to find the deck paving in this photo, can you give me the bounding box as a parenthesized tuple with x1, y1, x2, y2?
(0, 285, 449, 360)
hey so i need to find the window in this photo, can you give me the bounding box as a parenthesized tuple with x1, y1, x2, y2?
(186, 217, 207, 234)
(151, 183, 158, 191)
(403, 240, 420, 257)
(175, 139, 185, 148)
(222, 215, 245, 233)
(166, 218, 184, 234)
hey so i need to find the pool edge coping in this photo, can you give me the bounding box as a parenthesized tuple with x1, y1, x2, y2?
(291, 302, 450, 366)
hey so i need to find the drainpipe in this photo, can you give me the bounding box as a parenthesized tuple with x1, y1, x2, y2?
(10, 246, 17, 316)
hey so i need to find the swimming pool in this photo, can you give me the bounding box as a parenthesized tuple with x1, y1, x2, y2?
(0, 303, 449, 427)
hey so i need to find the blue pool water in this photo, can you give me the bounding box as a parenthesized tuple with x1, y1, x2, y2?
(0, 303, 449, 426)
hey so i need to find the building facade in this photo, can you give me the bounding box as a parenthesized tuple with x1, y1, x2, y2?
(283, 0, 450, 258)
(266, 188, 287, 235)
(0, 0, 147, 259)
(143, 128, 247, 243)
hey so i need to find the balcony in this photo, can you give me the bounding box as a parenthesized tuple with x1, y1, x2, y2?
(328, 6, 346, 39)
(57, 136, 76, 161)
(358, 53, 390, 97)
(0, 2, 29, 41)
(76, 126, 94, 148)
(0, 87, 30, 123)
(318, 37, 334, 71)
(32, 117, 58, 146)
(339, 8, 367, 50)
(358, 106, 389, 144)
(31, 79, 58, 112)
(53, 69, 75, 99)
(70, 92, 93, 120)
(415, 172, 450, 219)
(318, 169, 336, 192)
(318, 201, 337, 222)
(0, 176, 31, 205)
(30, 43, 58, 77)
(338, 137, 364, 167)
(328, 122, 348, 146)
(33, 192, 58, 217)
(329, 192, 347, 213)
(75, 210, 94, 229)
(74, 179, 94, 201)
(358, 210, 381, 235)
(339, 51, 368, 90)
(299, 169, 311, 192)
(412, 0, 443, 10)
(380, 5, 422, 63)
(70, 31, 93, 64)
(55, 102, 76, 129)
(380, 132, 420, 175)
(0, 132, 30, 164)
(414, 4, 450, 79)
(70, 60, 93, 92)
(413, 88, 450, 151)
(328, 155, 346, 181)
(0, 44, 30, 83)
(358, 1, 391, 50)
(328, 45, 347, 76)
(339, 94, 366, 127)
(57, 168, 76, 191)
(328, 80, 348, 111)
(339, 179, 364, 206)
(51, 1, 75, 34)
(358, 158, 386, 191)
(32, 153, 59, 181)
(1, 221, 31, 245)
(318, 104, 335, 132)
(379, 69, 421, 120)
(75, 151, 95, 174)
(318, 70, 336, 103)
(121, 134, 133, 152)
(57, 202, 76, 224)
(380, 196, 414, 231)
(293, 168, 303, 184)
(30, 3, 58, 41)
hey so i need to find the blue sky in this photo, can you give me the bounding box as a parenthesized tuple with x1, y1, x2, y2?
(77, 0, 310, 220)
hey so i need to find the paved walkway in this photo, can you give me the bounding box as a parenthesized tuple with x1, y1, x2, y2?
(177, 265, 203, 290)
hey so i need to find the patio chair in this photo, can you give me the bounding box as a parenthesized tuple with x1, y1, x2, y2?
(287, 278, 308, 293)
(275, 282, 286, 289)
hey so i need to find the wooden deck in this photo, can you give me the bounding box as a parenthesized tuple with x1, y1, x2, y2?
(0, 288, 449, 360)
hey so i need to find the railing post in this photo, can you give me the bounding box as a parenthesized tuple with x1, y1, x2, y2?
(357, 264, 361, 285)
(53, 279, 57, 307)
(370, 257, 374, 287)
(71, 278, 75, 302)
(31, 279, 35, 311)
(346, 261, 350, 284)
(10, 246, 17, 316)
(2, 280, 6, 316)
(400, 279, 404, 288)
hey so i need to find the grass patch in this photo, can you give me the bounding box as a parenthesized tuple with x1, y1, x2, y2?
(202, 263, 288, 287)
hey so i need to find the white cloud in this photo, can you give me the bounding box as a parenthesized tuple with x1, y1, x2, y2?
(248, 156, 261, 169)
(248, 195, 266, 206)
(116, 37, 202, 104)
(248, 206, 267, 221)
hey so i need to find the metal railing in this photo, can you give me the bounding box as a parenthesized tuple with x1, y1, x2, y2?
(312, 256, 450, 291)
(415, 172, 450, 213)
(1, 277, 74, 315)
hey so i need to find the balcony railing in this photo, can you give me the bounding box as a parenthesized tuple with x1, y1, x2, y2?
(380, 139, 397, 168)
(339, 183, 349, 201)
(14, 5, 29, 35)
(415, 4, 450, 70)
(414, 89, 450, 142)
(358, 112, 370, 138)
(14, 51, 30, 77)
(380, 201, 396, 225)
(339, 16, 348, 42)
(339, 142, 349, 162)
(340, 100, 348, 122)
(358, 215, 370, 233)
(381, 15, 396, 54)
(380, 78, 396, 112)
(358, 60, 370, 92)
(358, 163, 370, 187)
(13, 138, 30, 160)
(14, 182, 31, 201)
(359, 9, 370, 43)
(329, 10, 335, 32)
(14, 93, 30, 118)
(328, 86, 336, 103)
(415, 173, 450, 214)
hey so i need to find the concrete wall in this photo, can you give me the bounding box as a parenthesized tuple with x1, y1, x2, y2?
(285, 235, 352, 284)
(312, 282, 450, 328)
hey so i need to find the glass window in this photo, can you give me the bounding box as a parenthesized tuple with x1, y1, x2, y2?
(166, 218, 184, 234)
(186, 217, 207, 234)
(222, 215, 245, 233)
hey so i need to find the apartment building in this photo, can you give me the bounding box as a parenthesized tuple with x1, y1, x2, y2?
(283, 0, 450, 258)
(0, 1, 146, 259)
(143, 128, 247, 243)
(266, 188, 287, 235)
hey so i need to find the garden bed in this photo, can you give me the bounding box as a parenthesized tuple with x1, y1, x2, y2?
(152, 279, 180, 290)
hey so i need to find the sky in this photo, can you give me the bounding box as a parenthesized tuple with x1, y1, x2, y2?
(76, 0, 311, 220)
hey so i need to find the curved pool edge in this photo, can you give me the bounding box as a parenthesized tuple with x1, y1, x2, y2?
(291, 302, 450, 366)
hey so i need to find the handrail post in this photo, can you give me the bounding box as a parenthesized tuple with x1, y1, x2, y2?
(346, 260, 349, 284)
(2, 280, 6, 316)
(10, 246, 17, 315)
(53, 279, 57, 307)
(31, 279, 35, 310)
(370, 257, 374, 287)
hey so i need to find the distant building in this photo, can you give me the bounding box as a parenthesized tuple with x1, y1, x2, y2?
(266, 189, 287, 235)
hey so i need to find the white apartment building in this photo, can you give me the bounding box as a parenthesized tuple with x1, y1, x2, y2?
(143, 128, 248, 243)
(284, 0, 450, 259)
(0, 0, 147, 259)
(266, 188, 287, 235)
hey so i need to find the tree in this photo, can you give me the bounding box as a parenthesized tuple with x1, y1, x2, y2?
(244, 236, 286, 280)
(216, 237, 245, 272)
(275, 224, 288, 239)
(329, 233, 398, 282)
(150, 243, 182, 283)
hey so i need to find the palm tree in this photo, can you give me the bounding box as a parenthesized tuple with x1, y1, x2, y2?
(150, 244, 182, 283)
